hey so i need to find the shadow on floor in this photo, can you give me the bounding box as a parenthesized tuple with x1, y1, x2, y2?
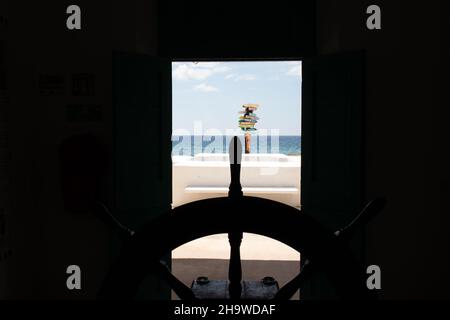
(172, 258, 300, 300)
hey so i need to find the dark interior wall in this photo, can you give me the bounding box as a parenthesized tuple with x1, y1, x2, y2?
(158, 0, 315, 59)
(5, 0, 113, 299)
(2, 0, 314, 299)
(113, 0, 158, 54)
(316, 0, 448, 299)
(1, 0, 448, 300)
(4, 0, 158, 298)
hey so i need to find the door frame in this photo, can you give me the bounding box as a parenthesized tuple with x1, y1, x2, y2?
(169, 57, 304, 299)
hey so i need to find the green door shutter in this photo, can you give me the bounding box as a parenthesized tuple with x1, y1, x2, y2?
(113, 52, 171, 299)
(113, 52, 171, 225)
(302, 51, 365, 231)
(301, 52, 365, 299)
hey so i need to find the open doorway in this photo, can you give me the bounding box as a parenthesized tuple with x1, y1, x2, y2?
(170, 60, 302, 299)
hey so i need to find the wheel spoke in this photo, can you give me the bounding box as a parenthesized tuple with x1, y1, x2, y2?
(273, 259, 311, 301)
(150, 261, 197, 300)
(228, 231, 243, 299)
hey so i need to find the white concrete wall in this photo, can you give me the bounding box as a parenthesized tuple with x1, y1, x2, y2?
(172, 154, 301, 208)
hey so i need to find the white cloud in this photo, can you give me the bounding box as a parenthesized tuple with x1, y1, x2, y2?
(173, 65, 212, 80)
(286, 65, 302, 77)
(235, 74, 257, 81)
(173, 62, 231, 80)
(194, 62, 221, 69)
(194, 83, 219, 92)
(225, 73, 257, 81)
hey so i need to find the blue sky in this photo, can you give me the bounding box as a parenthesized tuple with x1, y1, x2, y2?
(172, 61, 302, 136)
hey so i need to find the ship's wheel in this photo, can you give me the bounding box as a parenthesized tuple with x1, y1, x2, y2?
(98, 137, 385, 300)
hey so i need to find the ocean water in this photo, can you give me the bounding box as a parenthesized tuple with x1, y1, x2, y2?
(172, 135, 301, 156)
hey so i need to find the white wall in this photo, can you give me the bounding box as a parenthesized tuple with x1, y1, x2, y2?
(172, 154, 301, 208)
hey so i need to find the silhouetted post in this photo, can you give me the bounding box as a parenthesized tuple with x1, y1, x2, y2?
(228, 231, 243, 299)
(228, 136, 243, 299)
(244, 132, 251, 154)
(228, 136, 243, 199)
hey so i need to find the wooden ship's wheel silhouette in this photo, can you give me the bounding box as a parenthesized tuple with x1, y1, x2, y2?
(98, 137, 385, 300)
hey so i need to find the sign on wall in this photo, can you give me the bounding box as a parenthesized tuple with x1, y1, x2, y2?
(38, 74, 65, 96)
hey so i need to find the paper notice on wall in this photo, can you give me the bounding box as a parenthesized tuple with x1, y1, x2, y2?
(72, 73, 95, 96)
(38, 74, 65, 96)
